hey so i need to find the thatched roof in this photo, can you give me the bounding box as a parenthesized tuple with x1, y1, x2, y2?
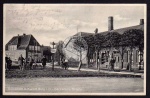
(73, 24, 144, 37)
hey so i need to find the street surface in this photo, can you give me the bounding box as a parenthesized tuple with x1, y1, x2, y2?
(5, 77, 143, 93)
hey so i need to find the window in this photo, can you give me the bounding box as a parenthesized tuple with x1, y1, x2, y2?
(29, 45, 31, 50)
(32, 46, 34, 50)
(9, 45, 17, 50)
(35, 46, 38, 51)
(29, 45, 34, 50)
(38, 46, 40, 51)
(8, 46, 11, 50)
(101, 53, 106, 64)
(9, 46, 11, 50)
(13, 45, 17, 50)
(29, 45, 37, 51)
(139, 51, 143, 63)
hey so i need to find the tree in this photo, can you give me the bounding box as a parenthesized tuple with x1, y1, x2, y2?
(73, 34, 95, 70)
(83, 35, 95, 68)
(74, 33, 105, 72)
(138, 31, 144, 52)
(95, 33, 105, 71)
(102, 32, 121, 70)
(103, 32, 121, 58)
(73, 36, 84, 71)
(121, 29, 144, 71)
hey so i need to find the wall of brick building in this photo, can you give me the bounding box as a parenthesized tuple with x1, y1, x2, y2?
(96, 47, 143, 70)
(26, 45, 42, 62)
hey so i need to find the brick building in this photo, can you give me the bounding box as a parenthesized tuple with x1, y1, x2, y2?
(99, 17, 144, 70)
(5, 34, 42, 62)
(68, 16, 144, 70)
(40, 45, 52, 62)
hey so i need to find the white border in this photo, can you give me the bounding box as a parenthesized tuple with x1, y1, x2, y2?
(3, 4, 147, 96)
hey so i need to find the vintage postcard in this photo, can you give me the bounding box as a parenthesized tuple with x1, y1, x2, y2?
(3, 4, 146, 95)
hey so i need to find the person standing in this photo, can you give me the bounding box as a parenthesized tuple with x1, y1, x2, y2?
(7, 57, 12, 70)
(64, 59, 69, 70)
(41, 56, 47, 69)
(18, 54, 25, 71)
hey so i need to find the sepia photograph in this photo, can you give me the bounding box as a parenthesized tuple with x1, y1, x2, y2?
(3, 4, 146, 95)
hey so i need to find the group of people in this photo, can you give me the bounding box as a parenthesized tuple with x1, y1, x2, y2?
(6, 54, 115, 71)
(5, 54, 70, 71)
(25, 55, 47, 70)
(5, 54, 47, 71)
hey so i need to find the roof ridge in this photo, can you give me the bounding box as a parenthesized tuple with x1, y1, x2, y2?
(98, 24, 142, 33)
(111, 24, 142, 32)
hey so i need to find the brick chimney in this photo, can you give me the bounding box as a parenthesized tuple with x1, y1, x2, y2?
(108, 16, 114, 31)
(140, 19, 144, 25)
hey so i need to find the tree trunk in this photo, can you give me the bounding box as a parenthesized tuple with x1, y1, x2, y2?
(98, 52, 101, 72)
(129, 48, 133, 71)
(86, 47, 90, 68)
(121, 54, 124, 69)
(86, 56, 90, 68)
(58, 55, 60, 66)
(95, 51, 98, 69)
(78, 60, 82, 71)
(78, 48, 82, 71)
(52, 54, 54, 71)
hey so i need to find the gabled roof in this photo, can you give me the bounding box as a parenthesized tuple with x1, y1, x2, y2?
(6, 34, 40, 50)
(73, 24, 144, 37)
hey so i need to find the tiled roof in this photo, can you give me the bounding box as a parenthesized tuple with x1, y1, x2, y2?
(5, 36, 18, 50)
(6, 34, 40, 50)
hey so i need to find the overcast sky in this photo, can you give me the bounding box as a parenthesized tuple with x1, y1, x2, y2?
(4, 4, 145, 46)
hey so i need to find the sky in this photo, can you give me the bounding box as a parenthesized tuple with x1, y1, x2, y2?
(4, 4, 145, 46)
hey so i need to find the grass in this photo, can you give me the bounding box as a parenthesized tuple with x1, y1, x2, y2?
(5, 66, 142, 78)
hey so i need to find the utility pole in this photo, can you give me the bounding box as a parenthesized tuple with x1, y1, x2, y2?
(51, 41, 55, 71)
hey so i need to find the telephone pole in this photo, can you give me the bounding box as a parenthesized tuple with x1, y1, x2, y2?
(51, 41, 56, 71)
